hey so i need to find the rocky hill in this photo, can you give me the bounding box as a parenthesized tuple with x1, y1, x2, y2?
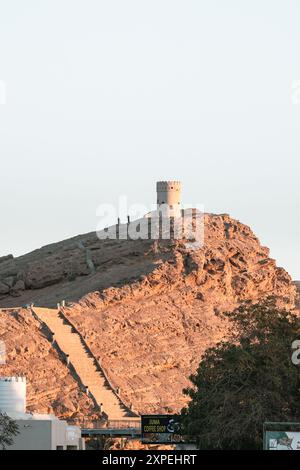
(0, 308, 98, 421)
(0, 212, 296, 417)
(294, 281, 300, 308)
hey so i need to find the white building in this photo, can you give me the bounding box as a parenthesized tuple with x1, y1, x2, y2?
(0, 377, 85, 450)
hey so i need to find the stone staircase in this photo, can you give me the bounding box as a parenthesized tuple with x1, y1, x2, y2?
(33, 307, 130, 420)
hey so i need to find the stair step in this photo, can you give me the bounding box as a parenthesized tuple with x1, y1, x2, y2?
(34, 307, 130, 420)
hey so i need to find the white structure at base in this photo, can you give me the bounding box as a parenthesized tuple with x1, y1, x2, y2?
(0, 377, 84, 450)
(0, 377, 26, 414)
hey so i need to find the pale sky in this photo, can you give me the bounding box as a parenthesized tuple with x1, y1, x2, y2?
(0, 1, 299, 278)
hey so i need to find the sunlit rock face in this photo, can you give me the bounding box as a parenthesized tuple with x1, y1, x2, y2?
(0, 212, 296, 416)
(0, 308, 98, 420)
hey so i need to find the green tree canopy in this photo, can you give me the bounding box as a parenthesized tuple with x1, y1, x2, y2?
(0, 412, 19, 450)
(182, 299, 300, 449)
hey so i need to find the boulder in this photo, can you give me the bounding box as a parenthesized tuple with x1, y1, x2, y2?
(13, 280, 25, 292)
(2, 277, 14, 288)
(0, 254, 13, 264)
(0, 282, 10, 295)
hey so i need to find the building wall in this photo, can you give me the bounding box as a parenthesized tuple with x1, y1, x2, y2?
(9, 420, 52, 450)
(51, 419, 67, 450)
(66, 425, 84, 450)
(8, 419, 82, 450)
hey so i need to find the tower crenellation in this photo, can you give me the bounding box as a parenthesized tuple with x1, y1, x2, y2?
(156, 181, 181, 212)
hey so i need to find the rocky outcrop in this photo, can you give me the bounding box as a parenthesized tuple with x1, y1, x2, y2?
(0, 212, 296, 417)
(294, 281, 300, 310)
(0, 213, 295, 309)
(0, 255, 13, 264)
(0, 308, 99, 421)
(64, 214, 295, 415)
(0, 282, 10, 295)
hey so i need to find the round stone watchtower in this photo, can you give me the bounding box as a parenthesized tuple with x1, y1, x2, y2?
(156, 181, 181, 216)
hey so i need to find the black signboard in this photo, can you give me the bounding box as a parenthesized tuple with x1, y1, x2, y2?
(141, 415, 183, 444)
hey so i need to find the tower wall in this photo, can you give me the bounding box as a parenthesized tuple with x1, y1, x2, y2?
(156, 181, 181, 210)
